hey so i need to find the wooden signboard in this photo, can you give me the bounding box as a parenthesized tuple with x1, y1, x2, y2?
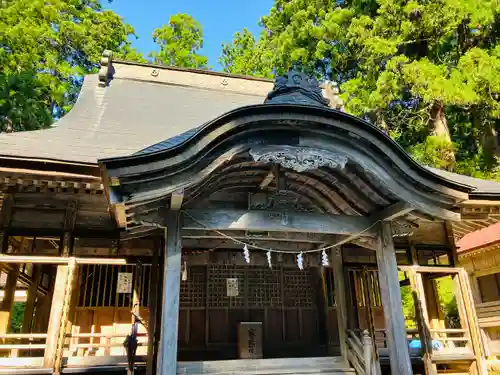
(238, 322, 263, 359)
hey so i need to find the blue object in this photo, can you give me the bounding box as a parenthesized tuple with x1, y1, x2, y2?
(409, 339, 443, 350)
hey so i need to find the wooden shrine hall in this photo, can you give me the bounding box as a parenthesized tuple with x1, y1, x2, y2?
(1, 52, 500, 375)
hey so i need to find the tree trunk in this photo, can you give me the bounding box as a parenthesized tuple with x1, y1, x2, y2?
(473, 107, 500, 162)
(482, 124, 500, 158)
(430, 102, 451, 142)
(430, 102, 456, 168)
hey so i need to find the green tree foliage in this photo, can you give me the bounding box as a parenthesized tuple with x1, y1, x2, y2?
(149, 13, 208, 69)
(220, 28, 273, 78)
(221, 0, 500, 179)
(0, 72, 52, 132)
(10, 302, 25, 333)
(0, 0, 137, 131)
(114, 41, 148, 64)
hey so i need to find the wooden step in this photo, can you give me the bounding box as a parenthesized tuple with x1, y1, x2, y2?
(177, 356, 354, 375)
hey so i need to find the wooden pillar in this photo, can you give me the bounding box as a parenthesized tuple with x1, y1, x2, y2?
(33, 268, 56, 333)
(0, 194, 14, 254)
(22, 265, 43, 334)
(0, 265, 20, 334)
(147, 237, 161, 375)
(332, 248, 348, 359)
(43, 259, 77, 373)
(157, 212, 182, 375)
(423, 276, 446, 330)
(408, 269, 437, 375)
(376, 222, 413, 375)
(457, 270, 488, 375)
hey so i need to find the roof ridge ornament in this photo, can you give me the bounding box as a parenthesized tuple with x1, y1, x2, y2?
(264, 70, 330, 107)
(98, 50, 114, 87)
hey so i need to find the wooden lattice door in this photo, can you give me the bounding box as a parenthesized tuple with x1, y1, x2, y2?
(177, 264, 327, 360)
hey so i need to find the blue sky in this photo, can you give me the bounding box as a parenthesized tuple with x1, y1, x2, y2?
(105, 0, 273, 70)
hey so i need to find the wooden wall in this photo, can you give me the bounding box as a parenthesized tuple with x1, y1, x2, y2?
(460, 247, 500, 357)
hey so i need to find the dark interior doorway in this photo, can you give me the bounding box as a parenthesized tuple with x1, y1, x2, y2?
(177, 262, 330, 361)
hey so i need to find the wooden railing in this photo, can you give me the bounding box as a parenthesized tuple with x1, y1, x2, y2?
(476, 301, 500, 328)
(355, 328, 474, 361)
(345, 329, 375, 375)
(427, 328, 473, 356)
(65, 332, 148, 356)
(0, 333, 47, 356)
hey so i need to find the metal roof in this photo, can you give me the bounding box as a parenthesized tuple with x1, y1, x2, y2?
(0, 63, 268, 163)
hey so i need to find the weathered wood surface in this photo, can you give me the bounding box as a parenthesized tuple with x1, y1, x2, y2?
(331, 249, 348, 360)
(182, 229, 339, 243)
(375, 222, 413, 375)
(157, 212, 182, 375)
(43, 264, 69, 368)
(146, 238, 161, 375)
(181, 209, 378, 235)
(43, 261, 77, 370)
(458, 270, 488, 374)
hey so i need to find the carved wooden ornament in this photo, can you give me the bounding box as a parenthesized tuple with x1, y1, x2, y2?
(250, 145, 348, 173)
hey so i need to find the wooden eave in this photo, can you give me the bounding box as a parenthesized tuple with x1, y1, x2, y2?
(98, 104, 497, 239)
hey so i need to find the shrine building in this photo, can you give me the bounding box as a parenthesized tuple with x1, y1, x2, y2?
(1, 52, 500, 375)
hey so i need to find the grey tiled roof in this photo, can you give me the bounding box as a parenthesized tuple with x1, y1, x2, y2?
(426, 166, 500, 195)
(0, 74, 264, 163)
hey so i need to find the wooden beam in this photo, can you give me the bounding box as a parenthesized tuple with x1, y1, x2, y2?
(157, 213, 182, 375)
(376, 222, 412, 375)
(259, 170, 275, 190)
(182, 229, 339, 243)
(370, 201, 414, 222)
(0, 255, 128, 265)
(181, 209, 377, 235)
(170, 189, 184, 211)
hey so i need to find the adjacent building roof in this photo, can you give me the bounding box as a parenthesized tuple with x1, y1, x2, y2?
(457, 222, 500, 254)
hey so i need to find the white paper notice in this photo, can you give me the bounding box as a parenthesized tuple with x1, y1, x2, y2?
(226, 278, 239, 297)
(117, 272, 133, 293)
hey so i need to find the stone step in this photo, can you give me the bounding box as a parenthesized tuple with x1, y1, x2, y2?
(177, 357, 354, 375)
(180, 372, 356, 375)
